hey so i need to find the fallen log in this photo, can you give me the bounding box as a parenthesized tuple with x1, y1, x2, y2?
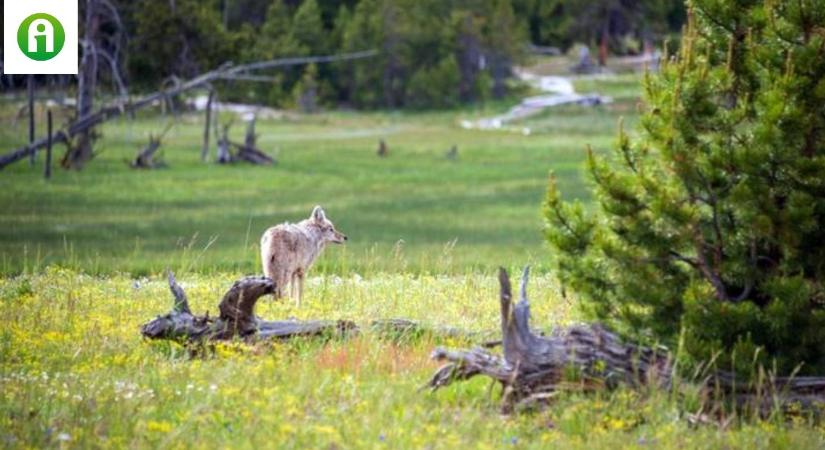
(229, 141, 275, 165)
(140, 272, 356, 342)
(141, 273, 498, 346)
(427, 267, 671, 412)
(426, 267, 825, 416)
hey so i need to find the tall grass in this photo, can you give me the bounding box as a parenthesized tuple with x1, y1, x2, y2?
(1, 270, 822, 449)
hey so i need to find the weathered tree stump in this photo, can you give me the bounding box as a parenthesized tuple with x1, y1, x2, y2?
(213, 119, 275, 165)
(130, 124, 172, 169)
(445, 145, 458, 161)
(140, 272, 355, 343)
(216, 121, 234, 164)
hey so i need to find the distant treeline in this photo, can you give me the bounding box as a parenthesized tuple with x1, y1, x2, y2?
(6, 0, 686, 109)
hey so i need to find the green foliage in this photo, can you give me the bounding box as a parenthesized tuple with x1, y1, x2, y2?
(544, 0, 825, 375)
(115, 0, 684, 108)
(125, 0, 234, 86)
(289, 0, 328, 55)
(514, 0, 685, 51)
(406, 57, 461, 109)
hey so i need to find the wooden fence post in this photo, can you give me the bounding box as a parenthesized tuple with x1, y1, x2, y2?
(44, 111, 52, 180)
(202, 88, 215, 162)
(28, 75, 35, 165)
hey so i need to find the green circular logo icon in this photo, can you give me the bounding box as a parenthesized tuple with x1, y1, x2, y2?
(17, 13, 65, 61)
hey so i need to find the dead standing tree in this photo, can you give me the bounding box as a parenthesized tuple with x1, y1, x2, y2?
(63, 0, 128, 169)
(201, 87, 216, 162)
(377, 139, 388, 157)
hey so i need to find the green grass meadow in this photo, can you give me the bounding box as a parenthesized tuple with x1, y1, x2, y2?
(0, 103, 624, 276)
(2, 76, 823, 448)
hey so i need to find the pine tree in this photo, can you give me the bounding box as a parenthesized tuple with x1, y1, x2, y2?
(544, 0, 825, 375)
(289, 0, 328, 55)
(485, 0, 524, 98)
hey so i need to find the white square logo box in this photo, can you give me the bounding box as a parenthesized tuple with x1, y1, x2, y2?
(3, 0, 78, 74)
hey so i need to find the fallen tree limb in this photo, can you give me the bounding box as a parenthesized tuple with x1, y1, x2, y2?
(425, 267, 825, 415)
(229, 141, 275, 165)
(0, 50, 378, 170)
(428, 268, 672, 403)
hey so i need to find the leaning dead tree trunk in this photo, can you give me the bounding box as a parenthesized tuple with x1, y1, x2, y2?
(140, 272, 357, 342)
(427, 267, 672, 412)
(129, 123, 173, 169)
(0, 50, 378, 170)
(427, 267, 825, 415)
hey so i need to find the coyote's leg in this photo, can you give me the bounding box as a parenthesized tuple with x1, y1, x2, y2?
(295, 269, 305, 308)
(274, 268, 290, 299)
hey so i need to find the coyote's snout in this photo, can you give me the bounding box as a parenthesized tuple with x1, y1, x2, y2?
(260, 206, 347, 306)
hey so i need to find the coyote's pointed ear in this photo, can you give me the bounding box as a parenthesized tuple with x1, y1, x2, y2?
(311, 205, 326, 222)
